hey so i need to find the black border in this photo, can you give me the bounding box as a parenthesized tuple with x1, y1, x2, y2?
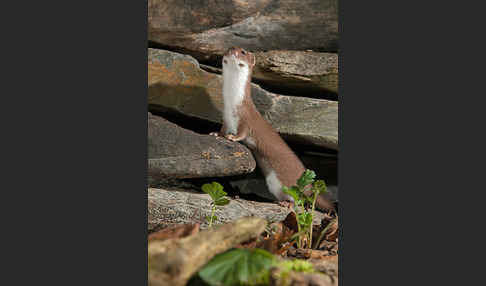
(4, 0, 476, 285)
(3, 1, 148, 285)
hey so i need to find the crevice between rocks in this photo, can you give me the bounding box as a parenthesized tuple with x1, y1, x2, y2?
(148, 107, 338, 157)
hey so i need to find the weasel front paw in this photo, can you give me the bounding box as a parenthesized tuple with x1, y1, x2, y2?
(225, 134, 238, 142)
(209, 132, 220, 137)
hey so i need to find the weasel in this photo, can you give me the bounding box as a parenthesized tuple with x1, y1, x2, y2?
(211, 47, 334, 211)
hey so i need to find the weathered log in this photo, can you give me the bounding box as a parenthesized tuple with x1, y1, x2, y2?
(148, 112, 256, 179)
(148, 48, 338, 150)
(148, 188, 328, 231)
(148, 0, 339, 63)
(148, 217, 267, 286)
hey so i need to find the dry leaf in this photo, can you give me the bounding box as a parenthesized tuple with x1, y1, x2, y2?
(283, 212, 299, 232)
(287, 247, 312, 259)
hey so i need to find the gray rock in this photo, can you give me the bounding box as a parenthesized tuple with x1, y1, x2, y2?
(148, 48, 338, 150)
(148, 0, 338, 63)
(148, 112, 256, 179)
(203, 50, 338, 104)
(253, 50, 338, 96)
(148, 187, 328, 231)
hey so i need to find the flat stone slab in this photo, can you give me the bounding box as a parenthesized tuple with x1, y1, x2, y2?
(148, 49, 338, 150)
(253, 50, 338, 95)
(148, 112, 256, 179)
(148, 0, 338, 63)
(148, 187, 327, 231)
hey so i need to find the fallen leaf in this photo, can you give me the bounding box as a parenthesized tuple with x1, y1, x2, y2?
(283, 212, 299, 232)
(258, 224, 295, 255)
(325, 219, 338, 241)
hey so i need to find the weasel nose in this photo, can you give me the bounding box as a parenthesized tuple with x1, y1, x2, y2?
(225, 47, 241, 57)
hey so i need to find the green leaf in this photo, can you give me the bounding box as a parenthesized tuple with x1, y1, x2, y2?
(297, 170, 316, 189)
(199, 248, 276, 286)
(282, 186, 301, 203)
(297, 212, 313, 228)
(214, 197, 230, 206)
(278, 259, 315, 273)
(205, 215, 217, 223)
(202, 182, 227, 201)
(312, 180, 327, 195)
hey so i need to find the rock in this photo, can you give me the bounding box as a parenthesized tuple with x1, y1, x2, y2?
(148, 0, 339, 63)
(253, 50, 338, 96)
(148, 187, 327, 231)
(148, 48, 338, 150)
(148, 112, 256, 179)
(203, 50, 338, 101)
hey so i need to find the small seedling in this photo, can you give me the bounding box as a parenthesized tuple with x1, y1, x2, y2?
(282, 169, 327, 249)
(201, 182, 230, 227)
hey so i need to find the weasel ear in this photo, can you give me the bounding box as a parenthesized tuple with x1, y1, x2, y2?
(250, 53, 256, 67)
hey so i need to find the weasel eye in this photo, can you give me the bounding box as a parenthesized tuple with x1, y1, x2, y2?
(238, 63, 245, 67)
(241, 50, 246, 55)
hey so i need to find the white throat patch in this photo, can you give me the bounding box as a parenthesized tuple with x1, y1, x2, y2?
(222, 55, 250, 135)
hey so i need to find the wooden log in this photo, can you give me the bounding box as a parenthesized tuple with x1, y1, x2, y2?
(148, 217, 267, 286)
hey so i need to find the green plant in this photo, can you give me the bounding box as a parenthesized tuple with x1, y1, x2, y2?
(198, 248, 315, 286)
(199, 248, 276, 286)
(278, 259, 315, 273)
(201, 182, 231, 227)
(276, 259, 315, 283)
(282, 169, 327, 249)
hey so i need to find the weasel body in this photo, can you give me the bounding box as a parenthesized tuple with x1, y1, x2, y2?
(212, 47, 333, 210)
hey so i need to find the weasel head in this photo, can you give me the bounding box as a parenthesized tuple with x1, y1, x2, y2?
(222, 47, 256, 75)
